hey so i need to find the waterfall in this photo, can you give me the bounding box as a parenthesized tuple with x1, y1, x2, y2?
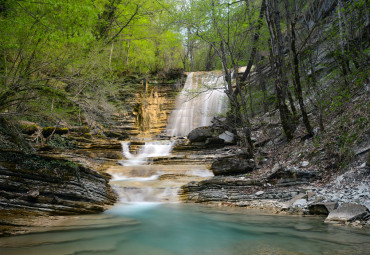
(166, 71, 228, 137)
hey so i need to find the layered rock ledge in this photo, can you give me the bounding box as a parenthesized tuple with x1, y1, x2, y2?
(0, 150, 117, 216)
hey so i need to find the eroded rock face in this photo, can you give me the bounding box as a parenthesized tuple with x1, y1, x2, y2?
(0, 150, 117, 215)
(211, 156, 255, 176)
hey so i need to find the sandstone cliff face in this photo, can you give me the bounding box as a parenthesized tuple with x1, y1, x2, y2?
(0, 150, 117, 215)
(133, 82, 179, 137)
(108, 81, 180, 138)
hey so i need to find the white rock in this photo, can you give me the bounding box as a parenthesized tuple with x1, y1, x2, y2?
(301, 161, 309, 167)
(255, 191, 264, 196)
(293, 199, 307, 207)
(218, 131, 234, 143)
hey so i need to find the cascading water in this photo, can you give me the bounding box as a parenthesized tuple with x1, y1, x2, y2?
(109, 139, 213, 203)
(166, 71, 228, 137)
(119, 141, 175, 166)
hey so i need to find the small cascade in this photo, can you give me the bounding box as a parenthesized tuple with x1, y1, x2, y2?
(119, 140, 175, 166)
(109, 139, 214, 203)
(166, 71, 228, 137)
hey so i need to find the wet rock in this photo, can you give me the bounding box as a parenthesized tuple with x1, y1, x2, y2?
(188, 127, 213, 142)
(211, 156, 255, 176)
(308, 202, 338, 215)
(325, 203, 369, 223)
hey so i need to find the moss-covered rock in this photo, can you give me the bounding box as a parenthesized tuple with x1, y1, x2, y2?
(42, 127, 69, 138)
(21, 124, 39, 135)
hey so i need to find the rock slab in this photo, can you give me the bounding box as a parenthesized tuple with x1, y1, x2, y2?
(325, 203, 369, 223)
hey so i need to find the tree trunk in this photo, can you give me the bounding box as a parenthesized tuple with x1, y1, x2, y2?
(265, 0, 295, 140)
(290, 20, 313, 136)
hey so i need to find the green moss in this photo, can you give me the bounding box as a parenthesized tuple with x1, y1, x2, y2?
(21, 124, 39, 135)
(42, 127, 69, 138)
(83, 133, 92, 138)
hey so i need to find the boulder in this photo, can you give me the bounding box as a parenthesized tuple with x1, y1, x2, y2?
(205, 137, 225, 147)
(308, 202, 338, 215)
(325, 203, 369, 223)
(188, 126, 214, 142)
(21, 124, 39, 135)
(218, 131, 235, 144)
(211, 155, 255, 176)
(42, 127, 69, 138)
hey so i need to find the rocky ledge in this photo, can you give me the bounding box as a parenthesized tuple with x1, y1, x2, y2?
(181, 155, 370, 227)
(0, 150, 117, 217)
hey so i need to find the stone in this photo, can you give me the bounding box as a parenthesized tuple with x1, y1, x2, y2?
(42, 127, 69, 138)
(211, 156, 256, 176)
(255, 191, 264, 196)
(267, 167, 318, 184)
(283, 193, 307, 209)
(187, 126, 214, 142)
(21, 124, 39, 135)
(301, 161, 309, 167)
(205, 137, 225, 147)
(308, 202, 338, 215)
(325, 203, 369, 223)
(218, 131, 235, 144)
(104, 131, 129, 140)
(293, 199, 307, 207)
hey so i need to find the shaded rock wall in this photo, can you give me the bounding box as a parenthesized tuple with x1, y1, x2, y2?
(0, 150, 117, 215)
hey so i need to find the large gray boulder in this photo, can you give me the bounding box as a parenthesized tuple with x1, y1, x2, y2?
(325, 203, 369, 223)
(211, 155, 255, 176)
(187, 126, 214, 142)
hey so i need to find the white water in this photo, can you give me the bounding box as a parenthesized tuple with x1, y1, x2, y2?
(166, 72, 228, 137)
(119, 140, 175, 166)
(111, 139, 213, 203)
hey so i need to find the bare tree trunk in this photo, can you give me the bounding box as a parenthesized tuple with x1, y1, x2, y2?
(266, 0, 295, 140)
(291, 20, 313, 136)
(284, 0, 313, 136)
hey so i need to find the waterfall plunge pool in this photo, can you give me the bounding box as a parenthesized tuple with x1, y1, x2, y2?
(1, 203, 369, 255)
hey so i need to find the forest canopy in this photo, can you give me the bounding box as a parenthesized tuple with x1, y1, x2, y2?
(0, 0, 369, 149)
